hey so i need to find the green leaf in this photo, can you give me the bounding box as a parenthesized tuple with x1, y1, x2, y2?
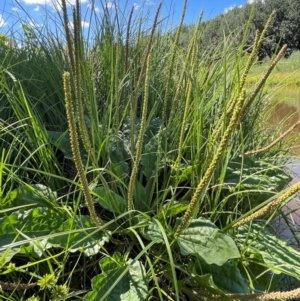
(121, 117, 163, 153)
(0, 207, 65, 262)
(141, 138, 159, 179)
(84, 252, 148, 301)
(48, 130, 88, 163)
(176, 218, 240, 265)
(94, 187, 126, 214)
(110, 162, 129, 178)
(224, 156, 292, 200)
(238, 259, 275, 291)
(144, 118, 162, 144)
(138, 216, 164, 243)
(49, 215, 110, 256)
(186, 273, 225, 295)
(5, 184, 58, 213)
(194, 260, 251, 294)
(108, 136, 130, 176)
(236, 224, 300, 280)
(48, 130, 73, 159)
(134, 180, 148, 212)
(159, 200, 189, 218)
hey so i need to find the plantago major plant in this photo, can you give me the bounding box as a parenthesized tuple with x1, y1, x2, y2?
(0, 1, 300, 300)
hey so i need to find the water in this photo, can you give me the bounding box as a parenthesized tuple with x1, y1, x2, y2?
(265, 87, 300, 295)
(267, 87, 300, 247)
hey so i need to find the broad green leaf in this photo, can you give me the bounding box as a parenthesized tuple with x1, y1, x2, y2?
(49, 215, 110, 256)
(144, 118, 162, 144)
(138, 216, 164, 243)
(224, 156, 291, 200)
(48, 130, 73, 159)
(5, 184, 58, 212)
(120, 118, 139, 150)
(108, 136, 130, 175)
(84, 252, 147, 301)
(121, 117, 163, 152)
(134, 180, 148, 212)
(194, 260, 251, 294)
(159, 200, 189, 218)
(0, 207, 65, 262)
(176, 218, 240, 265)
(184, 273, 225, 296)
(47, 131, 88, 163)
(239, 259, 276, 291)
(197, 274, 225, 295)
(141, 137, 159, 179)
(110, 162, 129, 178)
(236, 224, 300, 280)
(94, 187, 126, 214)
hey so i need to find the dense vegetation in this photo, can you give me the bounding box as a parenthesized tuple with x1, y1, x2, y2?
(0, 1, 300, 300)
(190, 0, 300, 60)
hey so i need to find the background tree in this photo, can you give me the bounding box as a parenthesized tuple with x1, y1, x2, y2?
(178, 0, 300, 60)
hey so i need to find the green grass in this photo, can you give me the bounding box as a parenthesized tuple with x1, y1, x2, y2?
(0, 1, 300, 300)
(248, 50, 300, 86)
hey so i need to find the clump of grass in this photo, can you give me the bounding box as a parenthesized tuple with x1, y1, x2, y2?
(0, 1, 300, 300)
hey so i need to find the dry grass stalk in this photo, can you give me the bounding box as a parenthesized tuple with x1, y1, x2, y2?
(239, 44, 287, 123)
(233, 179, 300, 228)
(245, 119, 300, 155)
